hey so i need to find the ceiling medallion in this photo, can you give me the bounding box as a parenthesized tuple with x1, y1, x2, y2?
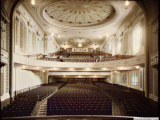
(69, 37, 91, 47)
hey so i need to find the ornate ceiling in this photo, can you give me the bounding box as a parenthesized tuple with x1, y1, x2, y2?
(44, 0, 115, 26)
(21, 0, 137, 48)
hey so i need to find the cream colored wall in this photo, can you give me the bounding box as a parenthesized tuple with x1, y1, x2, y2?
(14, 68, 44, 91)
(101, 6, 144, 56)
(110, 69, 144, 91)
(13, 5, 60, 56)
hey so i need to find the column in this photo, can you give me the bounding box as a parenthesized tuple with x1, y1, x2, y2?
(111, 71, 115, 84)
(44, 71, 49, 84)
(144, 14, 149, 98)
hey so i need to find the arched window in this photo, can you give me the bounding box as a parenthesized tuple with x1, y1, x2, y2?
(133, 22, 141, 54)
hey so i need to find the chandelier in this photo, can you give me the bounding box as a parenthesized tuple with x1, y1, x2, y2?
(78, 43, 82, 47)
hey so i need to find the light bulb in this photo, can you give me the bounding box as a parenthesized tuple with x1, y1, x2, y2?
(31, 0, 35, 5)
(125, 0, 129, 6)
(106, 33, 108, 37)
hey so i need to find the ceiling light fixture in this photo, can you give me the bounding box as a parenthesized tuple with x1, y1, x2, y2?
(43, 71, 45, 72)
(64, 47, 66, 49)
(78, 43, 82, 47)
(37, 67, 39, 69)
(22, 66, 25, 69)
(136, 66, 139, 69)
(99, 35, 101, 38)
(125, 0, 129, 6)
(94, 48, 96, 50)
(103, 68, 106, 70)
(31, 0, 35, 5)
(115, 71, 116, 73)
(58, 35, 60, 38)
(106, 33, 108, 37)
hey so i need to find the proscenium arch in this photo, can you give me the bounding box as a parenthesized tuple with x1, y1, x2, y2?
(9, 0, 149, 101)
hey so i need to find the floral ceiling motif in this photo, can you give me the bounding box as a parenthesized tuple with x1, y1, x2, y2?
(44, 0, 115, 25)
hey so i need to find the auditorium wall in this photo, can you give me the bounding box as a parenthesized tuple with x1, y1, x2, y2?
(101, 5, 145, 56)
(13, 68, 44, 96)
(13, 5, 60, 56)
(112, 69, 144, 91)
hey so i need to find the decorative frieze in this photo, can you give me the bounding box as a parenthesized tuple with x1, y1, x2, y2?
(1, 49, 9, 65)
(150, 51, 158, 66)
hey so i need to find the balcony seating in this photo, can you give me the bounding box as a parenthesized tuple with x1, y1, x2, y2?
(95, 82, 155, 117)
(47, 83, 112, 115)
(1, 83, 63, 118)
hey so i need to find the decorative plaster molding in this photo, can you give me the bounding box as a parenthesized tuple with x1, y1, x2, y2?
(1, 49, 9, 65)
(13, 53, 144, 68)
(150, 51, 158, 66)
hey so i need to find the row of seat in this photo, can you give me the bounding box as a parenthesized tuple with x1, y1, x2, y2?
(1, 83, 64, 118)
(47, 83, 112, 115)
(95, 82, 155, 117)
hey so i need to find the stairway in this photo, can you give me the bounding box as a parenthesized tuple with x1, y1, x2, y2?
(31, 90, 58, 116)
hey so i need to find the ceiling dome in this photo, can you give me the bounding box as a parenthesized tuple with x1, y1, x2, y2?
(43, 0, 115, 27)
